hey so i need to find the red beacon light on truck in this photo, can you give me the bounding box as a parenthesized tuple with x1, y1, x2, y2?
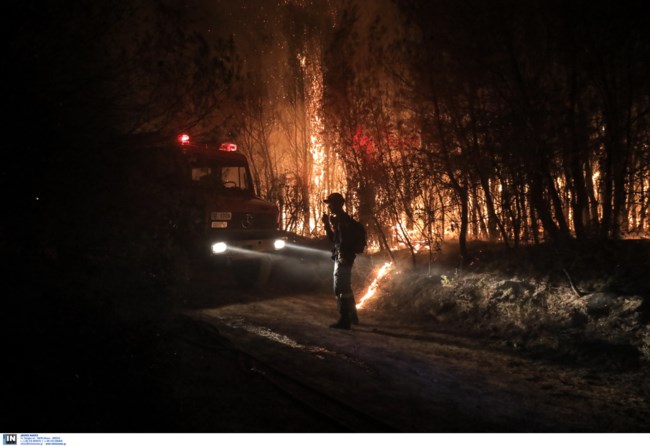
(219, 142, 237, 152)
(177, 134, 237, 151)
(178, 133, 190, 145)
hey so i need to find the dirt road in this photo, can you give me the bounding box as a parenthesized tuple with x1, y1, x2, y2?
(185, 291, 649, 433)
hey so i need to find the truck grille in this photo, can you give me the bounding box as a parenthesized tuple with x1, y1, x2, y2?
(219, 212, 277, 231)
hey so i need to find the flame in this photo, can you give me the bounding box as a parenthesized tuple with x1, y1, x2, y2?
(356, 262, 393, 309)
(278, 44, 347, 235)
(306, 51, 327, 233)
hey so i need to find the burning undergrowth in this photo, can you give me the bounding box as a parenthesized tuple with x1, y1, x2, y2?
(360, 241, 650, 368)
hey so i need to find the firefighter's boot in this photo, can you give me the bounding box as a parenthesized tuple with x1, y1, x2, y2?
(341, 293, 359, 325)
(349, 296, 359, 325)
(329, 295, 352, 330)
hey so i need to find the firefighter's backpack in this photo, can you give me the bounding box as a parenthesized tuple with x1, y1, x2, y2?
(350, 219, 367, 254)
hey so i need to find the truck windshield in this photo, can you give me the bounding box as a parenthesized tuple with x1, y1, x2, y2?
(191, 165, 252, 192)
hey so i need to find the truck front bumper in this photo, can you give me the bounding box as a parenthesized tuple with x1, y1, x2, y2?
(210, 236, 287, 256)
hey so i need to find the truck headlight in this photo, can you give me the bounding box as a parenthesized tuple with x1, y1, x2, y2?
(274, 239, 286, 250)
(212, 242, 228, 254)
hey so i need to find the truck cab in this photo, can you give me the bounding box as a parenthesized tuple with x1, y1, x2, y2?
(179, 135, 287, 282)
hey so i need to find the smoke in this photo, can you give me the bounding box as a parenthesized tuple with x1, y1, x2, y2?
(267, 243, 334, 292)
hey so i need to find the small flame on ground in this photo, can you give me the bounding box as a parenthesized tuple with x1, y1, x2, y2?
(357, 262, 393, 310)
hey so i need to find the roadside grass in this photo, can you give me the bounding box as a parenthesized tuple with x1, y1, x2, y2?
(363, 239, 650, 368)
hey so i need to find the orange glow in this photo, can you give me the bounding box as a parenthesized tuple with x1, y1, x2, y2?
(356, 262, 393, 309)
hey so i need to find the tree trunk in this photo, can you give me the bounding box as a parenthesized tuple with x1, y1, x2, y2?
(301, 179, 310, 235)
(513, 183, 522, 247)
(479, 173, 509, 245)
(547, 173, 572, 240)
(568, 155, 590, 240)
(584, 160, 601, 231)
(529, 175, 562, 243)
(600, 136, 615, 238)
(472, 186, 483, 239)
(613, 147, 629, 239)
(457, 185, 469, 267)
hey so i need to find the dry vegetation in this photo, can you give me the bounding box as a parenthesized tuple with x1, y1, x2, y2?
(364, 240, 650, 367)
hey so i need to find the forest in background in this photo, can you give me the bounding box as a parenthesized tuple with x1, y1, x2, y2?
(320, 0, 650, 267)
(4, 0, 650, 318)
(219, 0, 650, 267)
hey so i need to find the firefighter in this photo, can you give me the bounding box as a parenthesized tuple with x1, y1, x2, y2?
(322, 192, 360, 329)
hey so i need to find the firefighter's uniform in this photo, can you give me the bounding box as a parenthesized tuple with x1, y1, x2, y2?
(323, 193, 359, 329)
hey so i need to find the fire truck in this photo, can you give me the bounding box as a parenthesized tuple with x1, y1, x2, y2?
(178, 134, 287, 285)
